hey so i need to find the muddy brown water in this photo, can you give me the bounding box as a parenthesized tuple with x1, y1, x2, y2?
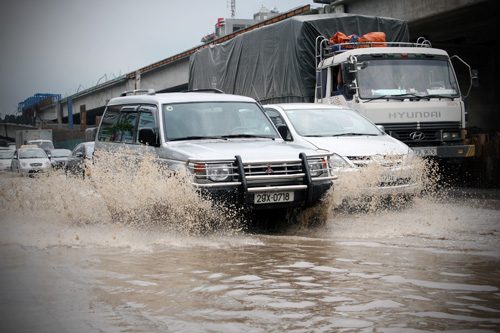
(1, 161, 499, 332)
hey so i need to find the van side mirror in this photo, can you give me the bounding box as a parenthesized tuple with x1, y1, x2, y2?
(138, 127, 159, 146)
(276, 124, 292, 141)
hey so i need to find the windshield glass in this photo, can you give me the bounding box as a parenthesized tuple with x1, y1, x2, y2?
(51, 149, 71, 158)
(30, 141, 55, 150)
(19, 149, 47, 159)
(0, 150, 15, 159)
(357, 58, 459, 98)
(162, 102, 279, 140)
(285, 108, 382, 136)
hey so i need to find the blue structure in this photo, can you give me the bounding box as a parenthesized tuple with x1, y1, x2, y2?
(18, 93, 61, 114)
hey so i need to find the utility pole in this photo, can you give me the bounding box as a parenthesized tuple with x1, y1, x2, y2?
(228, 0, 235, 18)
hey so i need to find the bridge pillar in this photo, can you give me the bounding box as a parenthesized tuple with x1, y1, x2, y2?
(68, 99, 73, 130)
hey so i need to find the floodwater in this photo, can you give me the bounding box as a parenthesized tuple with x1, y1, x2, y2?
(1, 156, 499, 332)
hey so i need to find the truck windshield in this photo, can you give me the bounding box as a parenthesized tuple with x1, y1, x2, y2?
(356, 58, 460, 99)
(162, 102, 279, 141)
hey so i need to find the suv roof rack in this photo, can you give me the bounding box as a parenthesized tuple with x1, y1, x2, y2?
(181, 88, 225, 94)
(120, 89, 156, 97)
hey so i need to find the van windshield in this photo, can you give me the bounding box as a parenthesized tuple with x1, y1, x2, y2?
(356, 58, 460, 99)
(162, 102, 279, 141)
(29, 141, 54, 151)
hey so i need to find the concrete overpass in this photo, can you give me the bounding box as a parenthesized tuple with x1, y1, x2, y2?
(19, 0, 500, 134)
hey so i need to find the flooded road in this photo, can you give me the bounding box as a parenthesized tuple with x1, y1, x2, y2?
(1, 170, 500, 332)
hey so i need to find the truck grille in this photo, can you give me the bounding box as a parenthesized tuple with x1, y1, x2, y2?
(380, 121, 460, 146)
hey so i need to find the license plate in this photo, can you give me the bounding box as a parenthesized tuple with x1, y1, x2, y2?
(380, 172, 397, 183)
(254, 192, 294, 204)
(413, 147, 437, 157)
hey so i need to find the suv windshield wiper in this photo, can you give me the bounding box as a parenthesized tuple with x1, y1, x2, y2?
(332, 133, 377, 137)
(168, 136, 224, 141)
(221, 134, 275, 140)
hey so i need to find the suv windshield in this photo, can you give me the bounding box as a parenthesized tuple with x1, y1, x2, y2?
(162, 102, 279, 141)
(357, 58, 460, 99)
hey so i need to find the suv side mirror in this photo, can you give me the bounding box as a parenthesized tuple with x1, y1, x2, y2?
(276, 124, 292, 141)
(138, 127, 159, 146)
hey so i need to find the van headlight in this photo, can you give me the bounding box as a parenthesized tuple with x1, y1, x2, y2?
(329, 153, 350, 170)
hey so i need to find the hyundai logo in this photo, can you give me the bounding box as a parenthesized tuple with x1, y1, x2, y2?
(409, 131, 425, 141)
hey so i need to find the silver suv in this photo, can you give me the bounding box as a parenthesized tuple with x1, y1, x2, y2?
(94, 89, 337, 211)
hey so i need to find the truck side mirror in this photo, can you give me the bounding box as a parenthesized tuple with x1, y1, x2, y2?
(138, 127, 159, 146)
(471, 69, 479, 87)
(343, 63, 356, 83)
(345, 83, 357, 96)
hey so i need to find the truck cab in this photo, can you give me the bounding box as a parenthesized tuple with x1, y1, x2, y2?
(315, 37, 477, 159)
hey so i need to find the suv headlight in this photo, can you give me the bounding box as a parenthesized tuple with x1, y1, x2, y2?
(194, 163, 233, 182)
(207, 163, 232, 182)
(329, 153, 350, 170)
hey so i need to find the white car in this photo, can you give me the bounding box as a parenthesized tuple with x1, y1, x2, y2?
(0, 149, 15, 171)
(264, 103, 420, 197)
(11, 147, 52, 176)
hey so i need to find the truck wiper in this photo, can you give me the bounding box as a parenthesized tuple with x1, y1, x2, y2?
(168, 136, 224, 141)
(364, 95, 405, 103)
(425, 94, 455, 100)
(397, 93, 431, 101)
(222, 134, 275, 140)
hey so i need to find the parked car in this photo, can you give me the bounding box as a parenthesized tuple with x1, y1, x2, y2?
(10, 147, 52, 176)
(65, 142, 95, 178)
(0, 149, 15, 171)
(49, 148, 72, 170)
(264, 103, 420, 197)
(94, 89, 338, 213)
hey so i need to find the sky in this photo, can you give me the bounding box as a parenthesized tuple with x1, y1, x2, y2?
(0, 0, 323, 117)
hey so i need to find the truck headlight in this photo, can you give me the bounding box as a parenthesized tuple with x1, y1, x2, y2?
(329, 153, 350, 170)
